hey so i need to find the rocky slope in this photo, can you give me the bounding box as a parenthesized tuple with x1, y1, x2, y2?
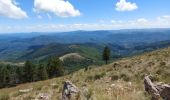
(1, 47, 170, 100)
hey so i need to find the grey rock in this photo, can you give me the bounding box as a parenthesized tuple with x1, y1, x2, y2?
(62, 81, 79, 100)
(144, 76, 170, 100)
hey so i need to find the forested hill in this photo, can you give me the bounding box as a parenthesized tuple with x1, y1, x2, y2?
(1, 29, 170, 61)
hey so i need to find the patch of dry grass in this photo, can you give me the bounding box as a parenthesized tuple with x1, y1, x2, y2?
(1, 47, 170, 100)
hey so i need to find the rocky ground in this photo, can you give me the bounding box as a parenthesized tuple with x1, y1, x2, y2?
(1, 47, 170, 100)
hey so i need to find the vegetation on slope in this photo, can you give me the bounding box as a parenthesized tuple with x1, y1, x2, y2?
(0, 57, 64, 88)
(1, 47, 170, 99)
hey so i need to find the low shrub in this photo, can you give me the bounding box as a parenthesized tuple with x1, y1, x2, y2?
(150, 76, 159, 82)
(160, 61, 166, 66)
(120, 74, 130, 82)
(86, 72, 106, 81)
(94, 72, 106, 80)
(85, 88, 93, 100)
(111, 75, 119, 81)
(0, 93, 9, 100)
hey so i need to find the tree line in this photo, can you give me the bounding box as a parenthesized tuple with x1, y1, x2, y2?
(0, 46, 111, 88)
(0, 57, 64, 88)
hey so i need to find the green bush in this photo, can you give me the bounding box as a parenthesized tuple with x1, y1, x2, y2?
(94, 72, 106, 80)
(94, 74, 101, 80)
(86, 72, 106, 81)
(120, 74, 130, 82)
(111, 75, 119, 81)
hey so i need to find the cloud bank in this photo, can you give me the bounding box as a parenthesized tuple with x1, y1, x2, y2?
(0, 0, 28, 19)
(1, 15, 170, 33)
(34, 0, 81, 18)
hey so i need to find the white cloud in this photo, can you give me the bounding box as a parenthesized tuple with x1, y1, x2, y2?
(162, 15, 170, 19)
(116, 0, 138, 12)
(111, 20, 116, 23)
(157, 15, 170, 22)
(34, 0, 81, 18)
(137, 18, 148, 23)
(110, 16, 170, 29)
(0, 0, 28, 19)
(111, 20, 124, 24)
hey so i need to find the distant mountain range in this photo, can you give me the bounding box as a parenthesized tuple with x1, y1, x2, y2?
(1, 29, 170, 61)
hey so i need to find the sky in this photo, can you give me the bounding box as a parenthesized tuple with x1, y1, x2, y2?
(0, 0, 170, 33)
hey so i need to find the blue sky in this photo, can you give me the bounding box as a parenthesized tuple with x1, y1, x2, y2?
(0, 0, 170, 33)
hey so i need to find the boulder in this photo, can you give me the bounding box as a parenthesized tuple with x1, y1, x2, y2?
(62, 81, 79, 100)
(156, 84, 170, 100)
(144, 76, 170, 100)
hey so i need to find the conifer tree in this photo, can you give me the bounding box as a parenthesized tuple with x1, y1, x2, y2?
(38, 64, 48, 80)
(23, 61, 36, 82)
(0, 66, 10, 87)
(102, 46, 111, 64)
(47, 57, 64, 78)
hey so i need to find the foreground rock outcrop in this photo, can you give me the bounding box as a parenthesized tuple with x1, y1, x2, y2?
(62, 81, 79, 100)
(144, 76, 170, 100)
